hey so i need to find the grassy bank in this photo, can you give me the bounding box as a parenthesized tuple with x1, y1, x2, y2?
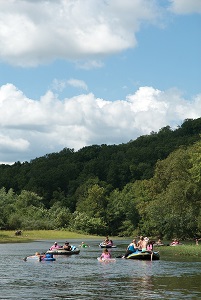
(0, 230, 104, 243)
(154, 244, 201, 257)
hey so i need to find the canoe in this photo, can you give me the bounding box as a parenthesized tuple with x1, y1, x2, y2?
(126, 250, 160, 260)
(99, 243, 117, 248)
(97, 257, 116, 263)
(46, 248, 80, 255)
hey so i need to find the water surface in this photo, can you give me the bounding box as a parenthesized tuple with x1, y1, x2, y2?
(0, 239, 200, 299)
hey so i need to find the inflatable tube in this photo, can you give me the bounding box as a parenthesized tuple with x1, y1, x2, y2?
(41, 257, 56, 261)
(97, 257, 116, 263)
(24, 254, 56, 262)
(126, 250, 160, 260)
(41, 253, 56, 261)
(46, 248, 80, 255)
(99, 243, 117, 248)
(24, 255, 40, 262)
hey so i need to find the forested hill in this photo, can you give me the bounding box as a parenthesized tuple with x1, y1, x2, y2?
(0, 117, 201, 237)
(0, 118, 201, 208)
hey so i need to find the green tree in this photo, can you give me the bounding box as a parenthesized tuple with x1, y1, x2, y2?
(139, 146, 201, 238)
(0, 188, 16, 229)
(76, 184, 107, 219)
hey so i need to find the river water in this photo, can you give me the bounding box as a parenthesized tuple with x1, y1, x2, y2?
(0, 239, 201, 299)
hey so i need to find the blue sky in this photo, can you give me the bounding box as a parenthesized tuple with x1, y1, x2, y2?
(0, 0, 201, 164)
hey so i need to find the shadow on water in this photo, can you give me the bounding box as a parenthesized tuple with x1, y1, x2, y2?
(0, 239, 201, 299)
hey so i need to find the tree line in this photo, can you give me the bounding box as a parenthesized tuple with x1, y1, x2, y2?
(0, 118, 201, 239)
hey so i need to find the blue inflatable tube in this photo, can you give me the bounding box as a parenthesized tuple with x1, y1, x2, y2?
(24, 253, 56, 262)
(41, 253, 55, 261)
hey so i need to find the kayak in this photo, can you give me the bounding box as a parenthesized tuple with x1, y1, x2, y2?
(46, 248, 80, 255)
(97, 257, 116, 263)
(99, 243, 117, 248)
(126, 250, 160, 260)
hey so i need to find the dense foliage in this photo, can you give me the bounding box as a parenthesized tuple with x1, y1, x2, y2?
(0, 118, 201, 238)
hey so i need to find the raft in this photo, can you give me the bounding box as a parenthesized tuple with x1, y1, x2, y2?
(126, 250, 160, 260)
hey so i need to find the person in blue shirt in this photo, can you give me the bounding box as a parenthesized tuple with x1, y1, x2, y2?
(124, 239, 138, 258)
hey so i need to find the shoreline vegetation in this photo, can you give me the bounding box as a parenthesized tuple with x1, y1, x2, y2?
(154, 244, 201, 258)
(0, 230, 105, 243)
(0, 230, 201, 257)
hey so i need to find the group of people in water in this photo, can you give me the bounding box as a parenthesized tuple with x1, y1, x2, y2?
(99, 235, 154, 260)
(27, 234, 201, 262)
(28, 241, 73, 260)
(101, 236, 114, 246)
(49, 241, 72, 251)
(123, 236, 153, 258)
(170, 239, 181, 246)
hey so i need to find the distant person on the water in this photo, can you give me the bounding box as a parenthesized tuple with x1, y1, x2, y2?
(107, 240, 113, 246)
(195, 238, 201, 245)
(35, 252, 44, 259)
(103, 236, 110, 244)
(100, 248, 111, 260)
(79, 242, 89, 247)
(124, 239, 137, 258)
(170, 238, 180, 245)
(137, 236, 148, 251)
(156, 239, 162, 245)
(63, 241, 72, 251)
(33, 252, 45, 260)
(50, 242, 61, 250)
(146, 240, 153, 251)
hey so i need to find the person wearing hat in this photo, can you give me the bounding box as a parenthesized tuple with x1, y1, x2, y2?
(49, 242, 61, 250)
(63, 241, 72, 251)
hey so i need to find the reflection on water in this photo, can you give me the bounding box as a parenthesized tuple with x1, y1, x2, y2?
(0, 239, 201, 299)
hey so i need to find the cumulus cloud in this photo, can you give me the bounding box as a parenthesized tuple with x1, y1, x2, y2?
(0, 0, 160, 67)
(0, 135, 29, 152)
(1, 83, 201, 164)
(169, 0, 201, 14)
(67, 79, 88, 91)
(76, 59, 104, 70)
(51, 78, 88, 92)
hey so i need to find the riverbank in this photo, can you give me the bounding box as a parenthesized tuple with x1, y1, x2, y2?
(154, 244, 201, 257)
(0, 230, 104, 243)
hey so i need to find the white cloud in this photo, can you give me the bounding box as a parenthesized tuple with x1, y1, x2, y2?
(51, 79, 67, 92)
(169, 0, 201, 14)
(1, 83, 201, 164)
(51, 78, 88, 92)
(67, 79, 88, 91)
(0, 0, 160, 67)
(75, 60, 104, 70)
(0, 134, 29, 152)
